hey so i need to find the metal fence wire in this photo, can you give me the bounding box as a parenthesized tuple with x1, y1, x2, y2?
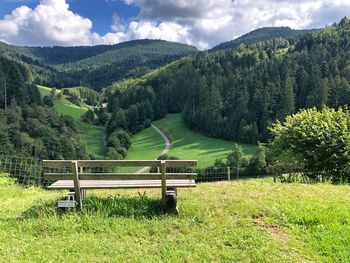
(0, 154, 43, 186)
(0, 153, 267, 187)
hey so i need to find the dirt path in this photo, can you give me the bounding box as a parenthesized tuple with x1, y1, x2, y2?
(136, 124, 171, 173)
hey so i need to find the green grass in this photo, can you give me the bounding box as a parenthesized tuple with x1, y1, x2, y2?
(154, 114, 257, 167)
(1, 173, 349, 262)
(121, 126, 165, 172)
(37, 85, 57, 97)
(37, 85, 105, 158)
(53, 102, 105, 158)
(53, 103, 87, 120)
(125, 126, 165, 160)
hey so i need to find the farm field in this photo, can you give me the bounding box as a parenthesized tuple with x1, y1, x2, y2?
(153, 114, 257, 167)
(37, 85, 105, 158)
(1, 173, 349, 262)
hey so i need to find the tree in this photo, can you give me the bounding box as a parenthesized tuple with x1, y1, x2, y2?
(43, 96, 54, 107)
(127, 105, 139, 132)
(248, 144, 267, 173)
(227, 143, 243, 178)
(276, 74, 295, 120)
(270, 107, 350, 183)
(81, 109, 96, 124)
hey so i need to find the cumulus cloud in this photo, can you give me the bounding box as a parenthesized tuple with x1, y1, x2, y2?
(0, 0, 102, 46)
(123, 0, 350, 49)
(0, 0, 350, 48)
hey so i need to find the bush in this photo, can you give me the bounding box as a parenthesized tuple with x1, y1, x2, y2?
(81, 109, 96, 124)
(117, 147, 127, 158)
(269, 107, 350, 183)
(43, 96, 54, 107)
(105, 147, 122, 160)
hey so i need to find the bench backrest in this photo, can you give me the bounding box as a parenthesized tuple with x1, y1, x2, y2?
(43, 160, 197, 181)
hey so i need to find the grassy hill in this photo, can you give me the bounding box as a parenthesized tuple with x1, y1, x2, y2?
(1, 173, 349, 262)
(37, 85, 105, 158)
(153, 114, 256, 167)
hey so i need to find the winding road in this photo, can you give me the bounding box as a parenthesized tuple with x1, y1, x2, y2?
(136, 124, 171, 173)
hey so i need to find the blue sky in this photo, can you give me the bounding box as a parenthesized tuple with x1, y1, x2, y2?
(0, 0, 349, 49)
(0, 0, 139, 34)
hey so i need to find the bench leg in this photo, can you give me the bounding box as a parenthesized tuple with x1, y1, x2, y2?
(71, 161, 83, 209)
(165, 187, 178, 215)
(81, 189, 86, 201)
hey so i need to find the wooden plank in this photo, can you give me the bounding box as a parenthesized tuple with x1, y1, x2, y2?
(43, 160, 72, 167)
(44, 173, 197, 180)
(43, 160, 197, 168)
(43, 160, 162, 168)
(165, 160, 198, 167)
(160, 160, 166, 208)
(71, 161, 82, 209)
(47, 180, 196, 189)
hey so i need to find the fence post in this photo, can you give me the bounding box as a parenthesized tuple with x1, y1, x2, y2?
(227, 166, 230, 181)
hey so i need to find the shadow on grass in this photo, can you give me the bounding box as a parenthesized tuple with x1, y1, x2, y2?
(83, 194, 164, 218)
(20, 193, 164, 220)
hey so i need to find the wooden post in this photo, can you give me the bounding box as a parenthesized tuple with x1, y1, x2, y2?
(71, 161, 82, 209)
(160, 160, 167, 208)
(227, 166, 231, 181)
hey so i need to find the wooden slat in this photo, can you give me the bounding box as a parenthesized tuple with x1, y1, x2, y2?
(44, 173, 197, 180)
(43, 160, 198, 168)
(47, 180, 196, 189)
(165, 160, 198, 167)
(43, 160, 162, 168)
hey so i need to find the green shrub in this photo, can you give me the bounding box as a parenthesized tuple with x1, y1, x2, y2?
(270, 107, 350, 183)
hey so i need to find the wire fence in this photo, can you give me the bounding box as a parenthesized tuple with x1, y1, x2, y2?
(0, 153, 268, 188)
(0, 154, 43, 186)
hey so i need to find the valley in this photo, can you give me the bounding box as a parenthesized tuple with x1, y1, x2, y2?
(37, 85, 105, 158)
(1, 16, 350, 262)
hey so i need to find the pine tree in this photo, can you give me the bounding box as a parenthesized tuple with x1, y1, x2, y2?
(277, 74, 295, 120)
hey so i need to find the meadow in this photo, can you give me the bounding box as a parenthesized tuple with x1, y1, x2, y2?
(154, 114, 257, 167)
(1, 173, 349, 262)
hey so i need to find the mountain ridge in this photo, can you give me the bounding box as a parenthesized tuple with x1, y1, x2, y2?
(211, 26, 314, 52)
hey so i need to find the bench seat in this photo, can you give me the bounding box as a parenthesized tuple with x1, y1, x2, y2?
(48, 179, 196, 189)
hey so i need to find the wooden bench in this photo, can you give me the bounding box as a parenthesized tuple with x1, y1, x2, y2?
(43, 160, 197, 213)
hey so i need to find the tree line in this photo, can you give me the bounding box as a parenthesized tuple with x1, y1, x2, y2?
(105, 18, 350, 145)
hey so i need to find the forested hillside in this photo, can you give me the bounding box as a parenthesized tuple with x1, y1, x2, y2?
(211, 27, 312, 52)
(105, 18, 350, 144)
(0, 56, 87, 159)
(0, 40, 197, 90)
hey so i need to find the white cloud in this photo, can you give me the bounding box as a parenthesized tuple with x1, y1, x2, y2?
(0, 0, 97, 46)
(123, 0, 350, 49)
(0, 0, 350, 48)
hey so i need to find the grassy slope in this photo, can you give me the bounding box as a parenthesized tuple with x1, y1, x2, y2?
(125, 127, 165, 160)
(154, 114, 257, 167)
(1, 173, 349, 262)
(119, 126, 165, 172)
(37, 85, 105, 158)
